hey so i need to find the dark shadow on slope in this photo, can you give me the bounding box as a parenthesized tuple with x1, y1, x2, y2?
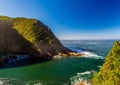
(0, 20, 52, 68)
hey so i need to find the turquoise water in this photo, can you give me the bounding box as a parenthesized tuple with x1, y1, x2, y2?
(0, 40, 116, 85)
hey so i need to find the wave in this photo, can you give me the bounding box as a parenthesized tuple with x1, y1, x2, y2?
(0, 78, 62, 85)
(98, 66, 102, 68)
(0, 78, 43, 85)
(81, 51, 105, 59)
(71, 48, 105, 59)
(70, 70, 96, 85)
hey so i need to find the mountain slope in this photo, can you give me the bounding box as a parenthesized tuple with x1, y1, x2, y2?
(0, 15, 72, 59)
(0, 20, 40, 56)
(92, 41, 120, 85)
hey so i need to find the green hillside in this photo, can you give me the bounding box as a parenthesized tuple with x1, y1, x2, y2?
(0, 15, 71, 58)
(92, 41, 120, 85)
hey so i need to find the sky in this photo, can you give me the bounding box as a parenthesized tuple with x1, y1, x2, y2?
(0, 0, 120, 40)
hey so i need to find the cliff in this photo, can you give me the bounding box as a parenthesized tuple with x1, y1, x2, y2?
(0, 15, 74, 64)
(92, 41, 120, 85)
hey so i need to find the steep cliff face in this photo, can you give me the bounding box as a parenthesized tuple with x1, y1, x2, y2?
(0, 16, 72, 58)
(92, 41, 120, 85)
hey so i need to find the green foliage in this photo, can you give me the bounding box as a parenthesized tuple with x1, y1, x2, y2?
(0, 15, 11, 20)
(0, 15, 53, 44)
(0, 15, 55, 53)
(12, 17, 53, 44)
(13, 18, 37, 43)
(92, 41, 120, 85)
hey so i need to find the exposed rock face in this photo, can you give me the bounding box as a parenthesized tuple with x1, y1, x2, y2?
(0, 15, 73, 64)
(92, 41, 120, 85)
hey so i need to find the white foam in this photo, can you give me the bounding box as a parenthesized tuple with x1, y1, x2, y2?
(69, 48, 104, 59)
(70, 71, 96, 85)
(34, 82, 42, 85)
(26, 84, 29, 85)
(0, 80, 4, 84)
(77, 71, 91, 75)
(98, 66, 102, 68)
(0, 78, 43, 85)
(81, 51, 105, 59)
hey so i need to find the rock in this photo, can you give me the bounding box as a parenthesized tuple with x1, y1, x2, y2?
(0, 15, 76, 65)
(0, 56, 9, 65)
(53, 52, 83, 59)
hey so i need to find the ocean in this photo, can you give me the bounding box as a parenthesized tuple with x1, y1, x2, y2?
(0, 40, 117, 85)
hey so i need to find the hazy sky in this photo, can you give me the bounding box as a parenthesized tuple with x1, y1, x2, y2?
(0, 0, 120, 40)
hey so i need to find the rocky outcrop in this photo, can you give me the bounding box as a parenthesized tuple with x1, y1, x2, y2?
(92, 41, 120, 85)
(0, 15, 80, 65)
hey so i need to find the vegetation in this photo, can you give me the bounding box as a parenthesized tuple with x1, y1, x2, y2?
(0, 16, 53, 44)
(92, 41, 120, 85)
(0, 16, 56, 52)
(0, 15, 11, 20)
(0, 15, 70, 58)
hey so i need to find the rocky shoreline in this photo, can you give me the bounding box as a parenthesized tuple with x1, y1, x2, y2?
(0, 51, 83, 66)
(53, 52, 83, 59)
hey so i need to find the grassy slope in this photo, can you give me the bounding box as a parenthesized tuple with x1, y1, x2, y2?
(92, 41, 120, 85)
(0, 15, 70, 57)
(0, 18, 40, 56)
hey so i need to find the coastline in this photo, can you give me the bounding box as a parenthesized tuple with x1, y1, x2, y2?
(0, 51, 83, 68)
(53, 52, 83, 59)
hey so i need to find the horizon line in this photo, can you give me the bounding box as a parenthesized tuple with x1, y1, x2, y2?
(60, 38, 120, 40)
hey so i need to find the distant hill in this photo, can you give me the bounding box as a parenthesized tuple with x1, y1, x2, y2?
(92, 41, 120, 85)
(0, 15, 73, 64)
